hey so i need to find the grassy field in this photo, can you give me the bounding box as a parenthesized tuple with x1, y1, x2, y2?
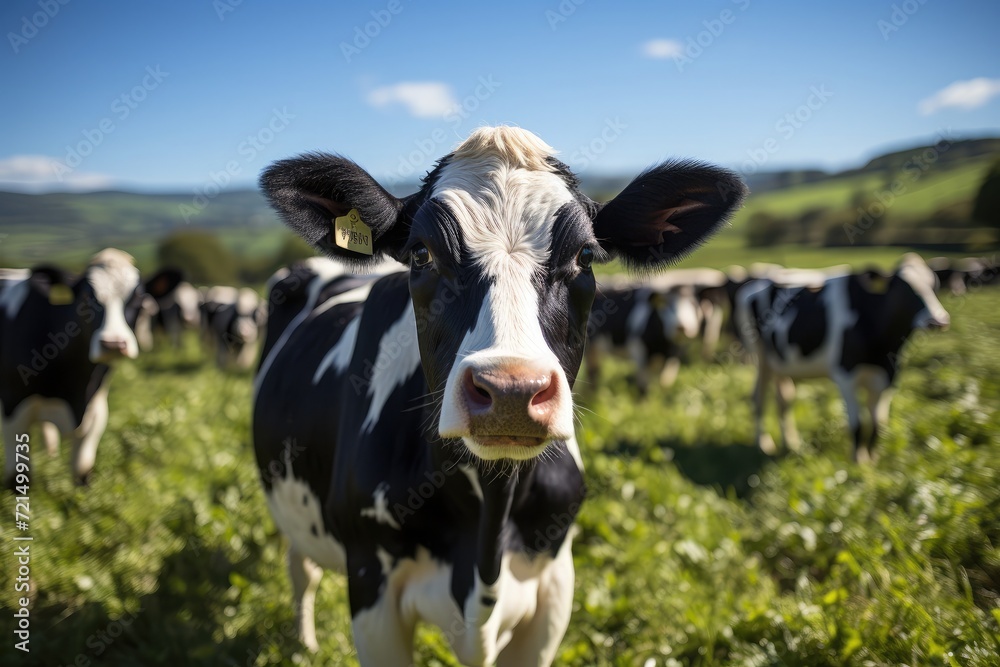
(1, 281, 999, 666)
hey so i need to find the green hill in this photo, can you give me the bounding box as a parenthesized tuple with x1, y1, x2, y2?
(0, 137, 997, 272)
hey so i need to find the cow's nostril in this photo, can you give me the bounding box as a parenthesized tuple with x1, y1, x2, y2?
(463, 369, 493, 409)
(530, 374, 556, 406)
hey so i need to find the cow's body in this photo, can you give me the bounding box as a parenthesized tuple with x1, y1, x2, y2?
(586, 283, 702, 391)
(254, 126, 745, 664)
(0, 250, 142, 485)
(734, 254, 949, 461)
(201, 286, 265, 369)
(137, 268, 202, 349)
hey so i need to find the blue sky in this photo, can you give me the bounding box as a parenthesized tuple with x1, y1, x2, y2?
(1, 0, 998, 193)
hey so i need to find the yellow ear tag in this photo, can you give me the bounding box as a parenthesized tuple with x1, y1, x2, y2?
(49, 284, 74, 305)
(333, 209, 373, 256)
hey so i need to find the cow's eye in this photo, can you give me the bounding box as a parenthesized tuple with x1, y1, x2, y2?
(577, 246, 595, 270)
(411, 244, 433, 269)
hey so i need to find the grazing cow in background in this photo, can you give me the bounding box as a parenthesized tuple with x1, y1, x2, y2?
(735, 253, 949, 462)
(586, 283, 704, 392)
(137, 267, 203, 349)
(0, 249, 144, 486)
(253, 126, 745, 665)
(201, 286, 266, 369)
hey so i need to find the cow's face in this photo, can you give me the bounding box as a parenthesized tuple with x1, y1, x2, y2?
(262, 127, 745, 462)
(658, 287, 702, 340)
(82, 249, 142, 363)
(892, 253, 950, 330)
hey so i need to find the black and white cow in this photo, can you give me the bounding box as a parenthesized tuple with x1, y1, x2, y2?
(734, 253, 950, 462)
(585, 282, 703, 392)
(0, 249, 143, 485)
(201, 286, 266, 369)
(253, 126, 745, 665)
(136, 267, 202, 349)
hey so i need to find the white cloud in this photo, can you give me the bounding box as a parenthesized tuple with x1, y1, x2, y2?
(366, 81, 459, 118)
(641, 38, 684, 59)
(918, 77, 1000, 115)
(0, 155, 116, 192)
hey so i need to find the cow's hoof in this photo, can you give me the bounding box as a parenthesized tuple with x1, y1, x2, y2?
(74, 471, 93, 487)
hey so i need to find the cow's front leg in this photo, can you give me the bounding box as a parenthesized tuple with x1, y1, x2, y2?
(287, 546, 323, 652)
(626, 338, 650, 395)
(862, 372, 893, 463)
(775, 376, 801, 452)
(498, 537, 575, 667)
(70, 386, 110, 485)
(700, 299, 723, 360)
(350, 555, 415, 667)
(658, 355, 681, 389)
(834, 377, 864, 463)
(752, 364, 775, 454)
(41, 422, 61, 456)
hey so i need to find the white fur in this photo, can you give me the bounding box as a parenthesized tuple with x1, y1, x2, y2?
(360, 481, 401, 530)
(360, 302, 422, 433)
(432, 130, 578, 457)
(312, 315, 361, 385)
(351, 539, 573, 667)
(265, 446, 347, 572)
(86, 249, 141, 363)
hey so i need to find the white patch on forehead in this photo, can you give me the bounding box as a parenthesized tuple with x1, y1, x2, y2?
(360, 301, 422, 433)
(87, 249, 140, 303)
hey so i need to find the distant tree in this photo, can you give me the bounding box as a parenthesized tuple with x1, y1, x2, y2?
(972, 159, 1000, 229)
(239, 234, 318, 283)
(157, 230, 238, 285)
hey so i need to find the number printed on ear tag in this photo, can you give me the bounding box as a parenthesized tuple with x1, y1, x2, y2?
(333, 209, 373, 255)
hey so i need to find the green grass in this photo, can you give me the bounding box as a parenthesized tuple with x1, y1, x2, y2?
(728, 158, 995, 229)
(2, 289, 999, 666)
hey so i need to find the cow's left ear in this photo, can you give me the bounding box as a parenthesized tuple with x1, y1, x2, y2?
(260, 153, 413, 268)
(592, 161, 746, 271)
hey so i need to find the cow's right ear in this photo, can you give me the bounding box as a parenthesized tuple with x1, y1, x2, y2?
(260, 153, 412, 268)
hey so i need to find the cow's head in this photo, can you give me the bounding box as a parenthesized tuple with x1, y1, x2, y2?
(82, 249, 143, 363)
(892, 254, 950, 330)
(262, 127, 745, 461)
(656, 286, 703, 340)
